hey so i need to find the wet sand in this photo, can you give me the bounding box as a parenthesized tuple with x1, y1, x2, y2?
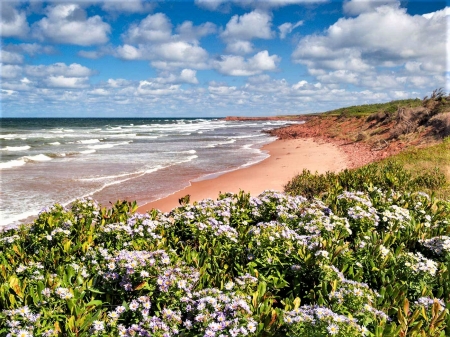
(137, 137, 348, 213)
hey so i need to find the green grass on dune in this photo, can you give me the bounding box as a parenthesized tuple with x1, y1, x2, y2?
(318, 98, 423, 117)
(284, 137, 450, 200)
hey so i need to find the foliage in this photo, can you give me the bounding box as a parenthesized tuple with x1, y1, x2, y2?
(1, 189, 449, 336)
(319, 99, 422, 117)
(284, 160, 447, 200)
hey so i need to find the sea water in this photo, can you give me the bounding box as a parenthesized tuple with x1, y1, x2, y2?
(0, 118, 301, 228)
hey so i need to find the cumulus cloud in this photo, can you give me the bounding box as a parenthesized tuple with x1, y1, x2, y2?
(176, 21, 217, 42)
(149, 69, 199, 84)
(151, 42, 210, 69)
(278, 20, 303, 39)
(221, 10, 274, 54)
(213, 50, 280, 76)
(0, 51, 24, 64)
(25, 63, 94, 78)
(196, 0, 327, 11)
(102, 0, 155, 13)
(45, 76, 89, 88)
(33, 4, 110, 45)
(177, 69, 199, 84)
(123, 13, 172, 44)
(343, 0, 400, 15)
(0, 3, 29, 38)
(137, 80, 180, 95)
(3, 43, 56, 56)
(116, 15, 211, 70)
(0, 64, 23, 79)
(292, 5, 448, 75)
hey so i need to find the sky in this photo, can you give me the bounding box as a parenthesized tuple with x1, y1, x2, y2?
(0, 0, 449, 117)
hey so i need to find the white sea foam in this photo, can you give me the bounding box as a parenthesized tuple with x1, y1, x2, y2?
(0, 159, 26, 169)
(1, 145, 31, 151)
(233, 134, 264, 139)
(74, 165, 167, 200)
(86, 141, 130, 149)
(79, 170, 147, 182)
(25, 154, 52, 162)
(0, 154, 52, 170)
(49, 142, 61, 145)
(79, 149, 96, 154)
(206, 139, 236, 148)
(0, 209, 41, 229)
(77, 139, 101, 144)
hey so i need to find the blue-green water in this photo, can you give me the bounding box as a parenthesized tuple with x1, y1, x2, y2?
(1, 118, 300, 227)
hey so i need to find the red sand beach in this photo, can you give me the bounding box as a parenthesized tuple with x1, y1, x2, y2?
(137, 137, 348, 213)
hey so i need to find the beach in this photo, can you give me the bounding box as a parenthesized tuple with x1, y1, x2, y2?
(137, 137, 348, 213)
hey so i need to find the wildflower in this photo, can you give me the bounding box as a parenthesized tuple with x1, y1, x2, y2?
(129, 300, 139, 311)
(184, 319, 192, 329)
(91, 320, 105, 332)
(17, 330, 32, 337)
(327, 324, 339, 335)
(224, 281, 234, 290)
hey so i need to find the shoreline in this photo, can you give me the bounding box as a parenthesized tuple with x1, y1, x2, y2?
(137, 137, 348, 213)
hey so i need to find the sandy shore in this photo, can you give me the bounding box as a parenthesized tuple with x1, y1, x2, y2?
(137, 138, 348, 213)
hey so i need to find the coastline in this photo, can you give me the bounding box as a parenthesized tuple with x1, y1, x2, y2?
(137, 137, 348, 213)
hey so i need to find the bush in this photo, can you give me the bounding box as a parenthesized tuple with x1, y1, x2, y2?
(0, 189, 449, 337)
(284, 161, 447, 200)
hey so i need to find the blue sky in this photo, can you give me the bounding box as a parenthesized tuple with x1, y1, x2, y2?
(1, 0, 448, 117)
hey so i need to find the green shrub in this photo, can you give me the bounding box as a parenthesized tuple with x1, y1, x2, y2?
(1, 190, 449, 336)
(284, 160, 447, 200)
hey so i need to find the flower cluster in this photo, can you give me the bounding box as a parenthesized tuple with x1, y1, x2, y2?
(401, 252, 439, 276)
(2, 306, 40, 337)
(380, 205, 411, 230)
(182, 287, 257, 337)
(284, 305, 367, 336)
(420, 236, 450, 256)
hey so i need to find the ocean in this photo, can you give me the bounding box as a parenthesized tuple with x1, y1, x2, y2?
(0, 118, 300, 228)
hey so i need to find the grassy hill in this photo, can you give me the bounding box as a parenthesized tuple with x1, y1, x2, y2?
(278, 89, 450, 199)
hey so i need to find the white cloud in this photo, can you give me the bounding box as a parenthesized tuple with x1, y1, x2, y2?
(88, 88, 110, 96)
(176, 21, 217, 42)
(45, 76, 89, 88)
(33, 4, 110, 46)
(196, 0, 327, 11)
(107, 79, 132, 88)
(116, 44, 144, 60)
(4, 43, 56, 56)
(278, 20, 303, 39)
(222, 10, 274, 40)
(124, 13, 172, 44)
(102, 0, 155, 13)
(154, 41, 208, 63)
(220, 10, 274, 55)
(292, 5, 448, 75)
(116, 41, 210, 70)
(343, 0, 400, 15)
(25, 63, 93, 78)
(213, 50, 280, 76)
(0, 51, 24, 64)
(179, 69, 199, 84)
(137, 80, 180, 95)
(0, 64, 23, 79)
(151, 69, 199, 84)
(195, 0, 227, 11)
(117, 14, 211, 70)
(224, 40, 254, 54)
(0, 3, 29, 38)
